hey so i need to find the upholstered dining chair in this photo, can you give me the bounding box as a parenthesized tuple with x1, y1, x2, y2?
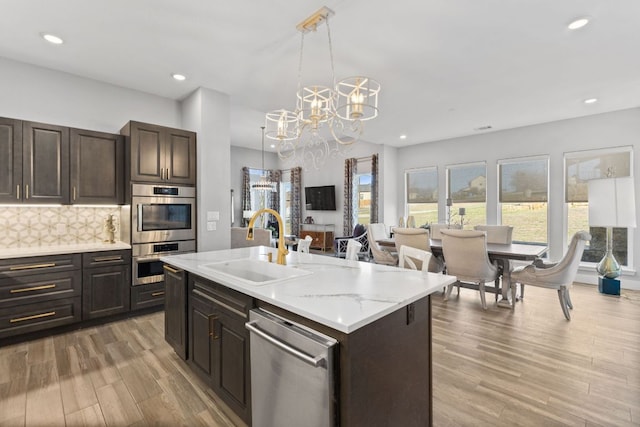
(429, 223, 462, 240)
(345, 240, 363, 261)
(393, 227, 444, 272)
(441, 229, 499, 309)
(510, 231, 591, 320)
(398, 246, 432, 272)
(473, 225, 514, 244)
(367, 223, 398, 266)
(296, 235, 313, 253)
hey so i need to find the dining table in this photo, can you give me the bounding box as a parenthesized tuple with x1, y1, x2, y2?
(377, 237, 548, 307)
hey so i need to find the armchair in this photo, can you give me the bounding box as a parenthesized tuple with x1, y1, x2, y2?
(334, 224, 370, 260)
(393, 227, 443, 272)
(510, 231, 591, 320)
(367, 223, 398, 266)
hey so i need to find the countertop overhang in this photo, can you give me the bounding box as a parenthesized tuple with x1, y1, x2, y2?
(162, 246, 457, 334)
(0, 242, 132, 259)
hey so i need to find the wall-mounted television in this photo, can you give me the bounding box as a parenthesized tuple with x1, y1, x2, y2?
(304, 185, 336, 211)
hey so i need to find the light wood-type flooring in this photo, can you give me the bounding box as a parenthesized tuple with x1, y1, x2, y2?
(0, 283, 638, 426)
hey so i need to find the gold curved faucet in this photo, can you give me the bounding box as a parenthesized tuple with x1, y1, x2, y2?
(247, 208, 288, 265)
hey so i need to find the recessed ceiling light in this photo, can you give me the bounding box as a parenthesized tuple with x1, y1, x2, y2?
(270, 144, 275, 148)
(584, 98, 598, 104)
(172, 73, 186, 81)
(42, 33, 64, 45)
(568, 17, 590, 30)
(399, 134, 407, 140)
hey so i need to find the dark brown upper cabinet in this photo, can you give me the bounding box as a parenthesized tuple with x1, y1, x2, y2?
(22, 121, 70, 204)
(121, 121, 196, 185)
(70, 128, 124, 204)
(0, 118, 22, 203)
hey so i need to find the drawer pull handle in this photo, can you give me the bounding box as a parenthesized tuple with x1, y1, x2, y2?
(9, 262, 56, 271)
(163, 265, 180, 274)
(10, 311, 56, 323)
(209, 314, 219, 339)
(10, 284, 56, 293)
(93, 256, 123, 262)
(151, 291, 165, 297)
(17, 185, 20, 200)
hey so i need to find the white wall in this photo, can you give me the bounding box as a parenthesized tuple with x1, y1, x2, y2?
(0, 57, 181, 132)
(396, 108, 640, 290)
(281, 140, 386, 236)
(182, 88, 231, 251)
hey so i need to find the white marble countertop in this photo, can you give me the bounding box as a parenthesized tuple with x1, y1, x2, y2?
(162, 246, 457, 334)
(0, 242, 132, 259)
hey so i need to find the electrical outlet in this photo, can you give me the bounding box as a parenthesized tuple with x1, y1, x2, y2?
(206, 221, 216, 231)
(207, 211, 220, 221)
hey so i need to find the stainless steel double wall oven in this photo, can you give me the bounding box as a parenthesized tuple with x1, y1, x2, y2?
(131, 183, 196, 287)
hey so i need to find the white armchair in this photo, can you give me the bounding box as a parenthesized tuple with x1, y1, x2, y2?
(441, 229, 499, 309)
(473, 225, 514, 244)
(510, 231, 591, 320)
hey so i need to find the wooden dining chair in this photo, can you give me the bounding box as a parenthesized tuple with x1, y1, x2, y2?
(398, 246, 432, 272)
(345, 240, 362, 261)
(441, 229, 499, 309)
(393, 227, 443, 272)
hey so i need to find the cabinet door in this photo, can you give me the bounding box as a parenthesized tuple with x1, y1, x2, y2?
(0, 118, 22, 203)
(129, 122, 164, 183)
(165, 128, 196, 185)
(211, 309, 251, 422)
(164, 265, 187, 359)
(82, 264, 130, 319)
(70, 128, 124, 204)
(190, 290, 215, 379)
(22, 121, 70, 204)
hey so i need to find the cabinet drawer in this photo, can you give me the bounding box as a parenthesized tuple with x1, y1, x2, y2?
(0, 254, 81, 278)
(191, 276, 253, 319)
(0, 296, 81, 339)
(131, 282, 165, 311)
(0, 270, 81, 308)
(83, 250, 131, 268)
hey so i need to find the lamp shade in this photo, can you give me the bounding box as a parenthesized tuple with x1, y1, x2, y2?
(588, 177, 636, 228)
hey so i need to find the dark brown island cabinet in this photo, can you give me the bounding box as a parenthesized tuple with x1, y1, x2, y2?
(121, 121, 196, 185)
(163, 264, 187, 360)
(167, 271, 433, 427)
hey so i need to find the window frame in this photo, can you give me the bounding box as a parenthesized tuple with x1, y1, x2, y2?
(404, 166, 439, 226)
(445, 161, 487, 227)
(497, 155, 550, 245)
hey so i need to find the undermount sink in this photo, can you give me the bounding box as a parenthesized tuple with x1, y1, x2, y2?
(203, 258, 313, 286)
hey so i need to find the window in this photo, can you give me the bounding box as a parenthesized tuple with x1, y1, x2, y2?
(565, 147, 632, 265)
(279, 172, 292, 235)
(405, 167, 438, 226)
(446, 162, 486, 227)
(498, 156, 549, 244)
(356, 173, 372, 225)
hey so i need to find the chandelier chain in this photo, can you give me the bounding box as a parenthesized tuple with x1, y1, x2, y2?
(297, 32, 305, 97)
(326, 16, 336, 86)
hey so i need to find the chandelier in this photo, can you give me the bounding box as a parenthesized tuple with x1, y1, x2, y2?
(251, 126, 275, 192)
(265, 6, 381, 169)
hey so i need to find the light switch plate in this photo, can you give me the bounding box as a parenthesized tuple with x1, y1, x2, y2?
(206, 221, 216, 231)
(207, 211, 220, 221)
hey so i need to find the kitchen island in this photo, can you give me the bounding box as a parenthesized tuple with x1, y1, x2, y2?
(162, 246, 456, 427)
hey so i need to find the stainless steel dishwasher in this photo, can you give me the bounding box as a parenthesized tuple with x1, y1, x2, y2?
(245, 309, 338, 427)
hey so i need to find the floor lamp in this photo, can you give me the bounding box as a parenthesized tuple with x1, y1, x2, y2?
(588, 177, 636, 293)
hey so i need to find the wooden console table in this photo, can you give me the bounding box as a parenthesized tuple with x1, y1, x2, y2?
(300, 223, 335, 251)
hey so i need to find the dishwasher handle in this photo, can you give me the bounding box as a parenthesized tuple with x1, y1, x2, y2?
(245, 320, 327, 369)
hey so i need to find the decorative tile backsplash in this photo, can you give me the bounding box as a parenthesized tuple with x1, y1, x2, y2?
(0, 206, 124, 248)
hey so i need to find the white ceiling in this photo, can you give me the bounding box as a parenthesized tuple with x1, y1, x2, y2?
(1, 1, 640, 152)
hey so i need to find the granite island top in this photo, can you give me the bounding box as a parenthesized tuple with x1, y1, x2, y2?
(162, 246, 457, 334)
(0, 241, 132, 260)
